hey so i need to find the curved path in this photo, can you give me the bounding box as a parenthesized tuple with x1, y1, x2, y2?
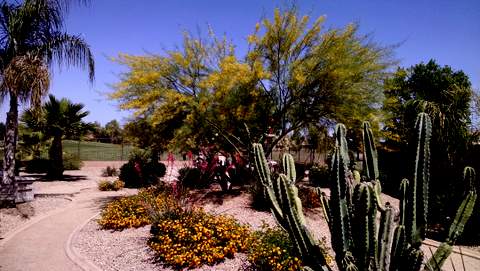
(0, 188, 132, 271)
(0, 161, 130, 271)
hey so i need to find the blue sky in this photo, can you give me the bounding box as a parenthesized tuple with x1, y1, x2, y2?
(2, 0, 479, 125)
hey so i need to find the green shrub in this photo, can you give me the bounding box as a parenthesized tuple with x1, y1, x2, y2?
(308, 165, 329, 187)
(24, 158, 50, 173)
(119, 149, 166, 188)
(248, 224, 305, 271)
(102, 166, 119, 177)
(177, 166, 209, 188)
(63, 153, 83, 170)
(98, 179, 124, 191)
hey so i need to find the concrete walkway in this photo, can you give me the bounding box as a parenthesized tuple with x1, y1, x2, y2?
(0, 188, 130, 271)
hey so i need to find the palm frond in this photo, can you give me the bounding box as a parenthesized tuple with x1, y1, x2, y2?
(40, 32, 94, 82)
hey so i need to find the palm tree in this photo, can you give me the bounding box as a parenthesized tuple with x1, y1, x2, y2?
(22, 94, 91, 178)
(0, 0, 94, 203)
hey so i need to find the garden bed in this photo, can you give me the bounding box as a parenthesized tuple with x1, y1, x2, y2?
(73, 188, 333, 270)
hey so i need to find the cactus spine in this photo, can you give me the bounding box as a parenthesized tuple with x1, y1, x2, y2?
(253, 113, 478, 271)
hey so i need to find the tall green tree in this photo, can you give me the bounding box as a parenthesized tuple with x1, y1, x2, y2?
(0, 0, 94, 202)
(22, 94, 91, 178)
(104, 119, 122, 144)
(383, 59, 474, 220)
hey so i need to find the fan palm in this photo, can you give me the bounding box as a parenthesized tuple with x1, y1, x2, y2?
(0, 0, 94, 202)
(22, 94, 91, 178)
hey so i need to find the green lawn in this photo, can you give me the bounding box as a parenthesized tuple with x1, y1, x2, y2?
(63, 140, 135, 161)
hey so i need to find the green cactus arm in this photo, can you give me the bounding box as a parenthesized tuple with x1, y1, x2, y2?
(406, 248, 424, 271)
(465, 166, 477, 193)
(352, 182, 377, 270)
(399, 179, 409, 226)
(253, 143, 272, 187)
(426, 168, 477, 271)
(283, 152, 297, 183)
(316, 188, 331, 227)
(447, 190, 477, 243)
(389, 225, 407, 271)
(275, 174, 333, 271)
(410, 113, 432, 244)
(372, 180, 385, 211)
(425, 243, 452, 271)
(362, 121, 379, 181)
(377, 203, 394, 271)
(329, 147, 353, 261)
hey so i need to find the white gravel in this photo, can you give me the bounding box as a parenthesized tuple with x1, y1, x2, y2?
(73, 187, 335, 271)
(0, 196, 71, 237)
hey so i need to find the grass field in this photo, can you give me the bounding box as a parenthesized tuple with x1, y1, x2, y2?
(62, 140, 135, 161)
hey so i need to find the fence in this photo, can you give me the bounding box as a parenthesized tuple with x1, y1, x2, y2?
(62, 140, 135, 161)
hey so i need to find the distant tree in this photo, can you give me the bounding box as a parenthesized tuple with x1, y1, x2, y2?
(104, 119, 122, 144)
(0, 0, 94, 203)
(382, 59, 474, 221)
(22, 95, 91, 178)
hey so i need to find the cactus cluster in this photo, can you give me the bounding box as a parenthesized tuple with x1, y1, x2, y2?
(253, 113, 478, 271)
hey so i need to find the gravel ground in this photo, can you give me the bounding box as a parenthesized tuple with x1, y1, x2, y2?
(0, 196, 71, 237)
(74, 218, 249, 271)
(73, 187, 335, 271)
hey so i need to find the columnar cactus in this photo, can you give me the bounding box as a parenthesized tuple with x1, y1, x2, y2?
(253, 113, 478, 271)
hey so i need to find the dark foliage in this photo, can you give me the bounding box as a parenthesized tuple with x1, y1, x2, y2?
(119, 151, 166, 188)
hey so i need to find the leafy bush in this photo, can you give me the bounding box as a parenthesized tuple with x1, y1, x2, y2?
(24, 158, 50, 173)
(119, 149, 166, 188)
(177, 166, 209, 189)
(102, 166, 119, 177)
(298, 186, 322, 209)
(98, 187, 178, 230)
(98, 179, 124, 191)
(249, 183, 271, 211)
(248, 224, 304, 271)
(308, 165, 329, 187)
(148, 208, 252, 269)
(63, 153, 83, 170)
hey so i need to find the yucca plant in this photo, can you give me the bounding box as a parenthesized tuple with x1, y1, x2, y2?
(253, 113, 478, 271)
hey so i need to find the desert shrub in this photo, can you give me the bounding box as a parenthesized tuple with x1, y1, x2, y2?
(24, 158, 50, 173)
(177, 166, 209, 189)
(148, 208, 252, 269)
(98, 179, 125, 191)
(102, 166, 119, 177)
(308, 165, 329, 187)
(297, 186, 322, 209)
(249, 183, 271, 211)
(112, 179, 125, 190)
(119, 149, 166, 188)
(98, 187, 179, 230)
(248, 224, 303, 271)
(63, 153, 83, 170)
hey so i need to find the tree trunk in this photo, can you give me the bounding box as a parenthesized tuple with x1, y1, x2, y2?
(1, 94, 19, 204)
(48, 135, 64, 179)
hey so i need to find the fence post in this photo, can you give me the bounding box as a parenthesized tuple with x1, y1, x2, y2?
(77, 140, 81, 159)
(121, 143, 124, 161)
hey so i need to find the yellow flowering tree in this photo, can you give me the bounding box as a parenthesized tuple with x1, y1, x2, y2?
(110, 7, 391, 156)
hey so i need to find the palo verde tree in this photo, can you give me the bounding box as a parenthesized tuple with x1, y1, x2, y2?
(22, 95, 91, 178)
(246, 7, 391, 155)
(0, 0, 94, 203)
(110, 7, 391, 158)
